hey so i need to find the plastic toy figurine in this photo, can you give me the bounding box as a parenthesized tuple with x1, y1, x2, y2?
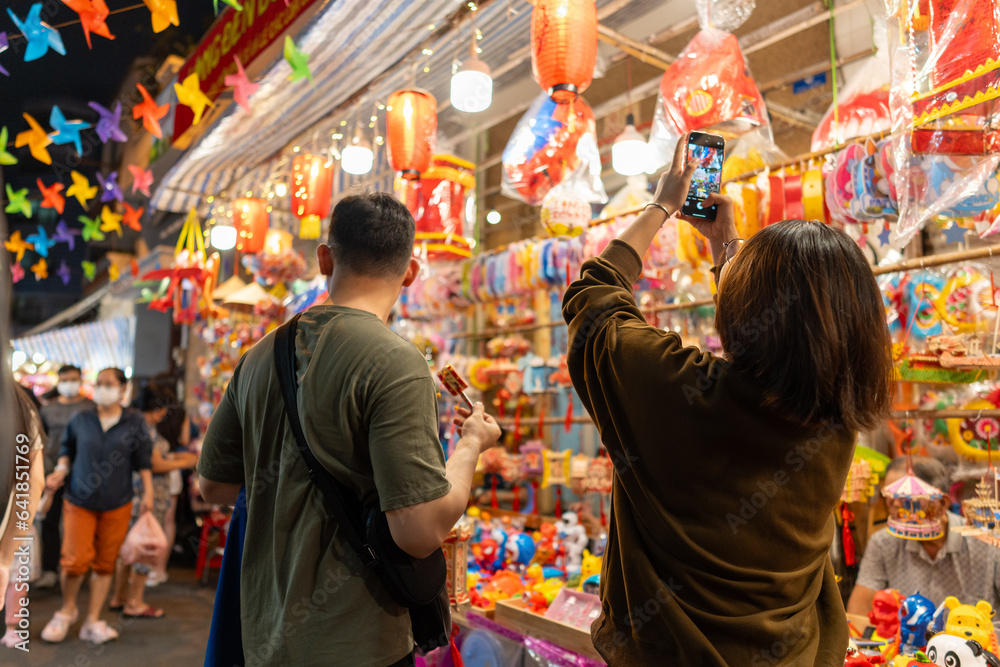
(870, 589, 905, 641)
(845, 648, 886, 666)
(504, 533, 536, 571)
(941, 597, 999, 655)
(900, 592, 937, 654)
(926, 635, 1000, 667)
(534, 522, 560, 565)
(475, 537, 499, 574)
(557, 511, 589, 574)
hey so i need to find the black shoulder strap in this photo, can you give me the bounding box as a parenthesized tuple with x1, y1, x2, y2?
(273, 314, 378, 567)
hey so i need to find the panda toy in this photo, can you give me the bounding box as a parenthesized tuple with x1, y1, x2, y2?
(925, 634, 1000, 667)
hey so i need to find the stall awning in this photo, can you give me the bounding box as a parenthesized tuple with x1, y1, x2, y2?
(152, 0, 466, 213)
(12, 317, 137, 375)
(152, 0, 666, 214)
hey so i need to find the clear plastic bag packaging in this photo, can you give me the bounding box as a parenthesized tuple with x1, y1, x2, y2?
(883, 0, 1000, 244)
(646, 29, 771, 171)
(502, 93, 606, 206)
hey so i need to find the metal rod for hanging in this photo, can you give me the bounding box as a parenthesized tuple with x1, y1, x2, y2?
(889, 409, 1000, 420)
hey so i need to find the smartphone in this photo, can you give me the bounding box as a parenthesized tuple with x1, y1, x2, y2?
(682, 131, 726, 221)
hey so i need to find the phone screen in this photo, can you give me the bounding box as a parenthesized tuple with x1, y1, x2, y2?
(687, 143, 724, 202)
(682, 133, 725, 221)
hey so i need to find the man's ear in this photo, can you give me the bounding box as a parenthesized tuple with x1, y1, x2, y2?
(402, 257, 420, 287)
(317, 244, 334, 276)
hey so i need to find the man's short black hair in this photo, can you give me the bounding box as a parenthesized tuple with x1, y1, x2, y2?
(328, 191, 415, 278)
(58, 365, 81, 376)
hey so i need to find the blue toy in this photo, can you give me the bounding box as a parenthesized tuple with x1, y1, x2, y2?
(899, 592, 937, 654)
(504, 533, 536, 567)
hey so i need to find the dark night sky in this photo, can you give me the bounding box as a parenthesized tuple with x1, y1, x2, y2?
(2, 1, 217, 329)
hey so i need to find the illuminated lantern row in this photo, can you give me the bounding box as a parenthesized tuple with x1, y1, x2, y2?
(386, 89, 437, 180)
(530, 0, 598, 103)
(234, 197, 268, 254)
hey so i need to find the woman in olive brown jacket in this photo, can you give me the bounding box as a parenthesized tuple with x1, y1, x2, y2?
(564, 136, 893, 666)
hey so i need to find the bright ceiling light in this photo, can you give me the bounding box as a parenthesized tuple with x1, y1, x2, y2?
(211, 224, 237, 250)
(274, 183, 288, 198)
(451, 55, 493, 113)
(342, 127, 374, 175)
(486, 209, 501, 225)
(612, 114, 648, 176)
(11, 350, 26, 368)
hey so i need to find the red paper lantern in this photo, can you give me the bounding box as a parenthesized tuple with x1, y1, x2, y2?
(530, 0, 598, 103)
(234, 197, 268, 254)
(386, 89, 437, 180)
(291, 154, 334, 219)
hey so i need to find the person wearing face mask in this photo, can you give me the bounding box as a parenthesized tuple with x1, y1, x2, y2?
(40, 368, 154, 646)
(37, 365, 96, 589)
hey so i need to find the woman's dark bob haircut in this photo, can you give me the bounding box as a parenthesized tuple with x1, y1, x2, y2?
(715, 219, 894, 433)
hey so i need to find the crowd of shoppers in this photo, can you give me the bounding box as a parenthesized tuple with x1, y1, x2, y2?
(2, 366, 199, 647)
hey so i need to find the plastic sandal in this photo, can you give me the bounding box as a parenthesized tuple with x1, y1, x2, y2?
(1, 629, 20, 648)
(40, 610, 78, 643)
(79, 620, 119, 645)
(122, 605, 164, 619)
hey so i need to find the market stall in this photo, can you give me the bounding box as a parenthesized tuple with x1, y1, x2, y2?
(5, 0, 999, 663)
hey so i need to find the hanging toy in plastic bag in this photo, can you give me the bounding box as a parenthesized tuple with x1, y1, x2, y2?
(811, 41, 892, 151)
(395, 154, 475, 261)
(902, 273, 946, 341)
(880, 274, 903, 338)
(502, 92, 605, 206)
(646, 28, 770, 171)
(540, 180, 592, 237)
(883, 0, 1000, 243)
(851, 141, 899, 221)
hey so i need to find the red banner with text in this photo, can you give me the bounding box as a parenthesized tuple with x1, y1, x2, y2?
(173, 0, 322, 140)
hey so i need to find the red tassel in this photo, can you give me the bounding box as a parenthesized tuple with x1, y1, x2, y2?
(537, 398, 546, 438)
(564, 392, 573, 433)
(600, 495, 607, 527)
(555, 487, 563, 517)
(841, 502, 856, 567)
(450, 623, 464, 667)
(512, 483, 520, 513)
(566, 251, 572, 287)
(490, 476, 499, 509)
(532, 480, 540, 515)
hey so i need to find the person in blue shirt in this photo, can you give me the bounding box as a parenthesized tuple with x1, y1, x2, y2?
(40, 368, 153, 646)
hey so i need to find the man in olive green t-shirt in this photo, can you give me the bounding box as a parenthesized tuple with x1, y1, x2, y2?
(199, 192, 500, 667)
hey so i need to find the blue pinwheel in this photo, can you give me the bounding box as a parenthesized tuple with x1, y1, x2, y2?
(6, 4, 66, 62)
(49, 106, 92, 155)
(25, 225, 57, 258)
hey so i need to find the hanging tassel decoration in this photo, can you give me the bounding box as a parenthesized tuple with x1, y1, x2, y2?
(599, 494, 607, 527)
(531, 480, 540, 515)
(512, 482, 520, 512)
(841, 502, 856, 567)
(449, 623, 464, 667)
(564, 391, 574, 433)
(490, 476, 499, 509)
(555, 486, 563, 517)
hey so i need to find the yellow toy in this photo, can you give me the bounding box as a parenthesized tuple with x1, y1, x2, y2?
(579, 549, 601, 586)
(941, 596, 999, 655)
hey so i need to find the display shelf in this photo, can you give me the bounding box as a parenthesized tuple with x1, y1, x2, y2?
(494, 598, 604, 663)
(888, 409, 1000, 420)
(467, 504, 559, 530)
(449, 320, 564, 340)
